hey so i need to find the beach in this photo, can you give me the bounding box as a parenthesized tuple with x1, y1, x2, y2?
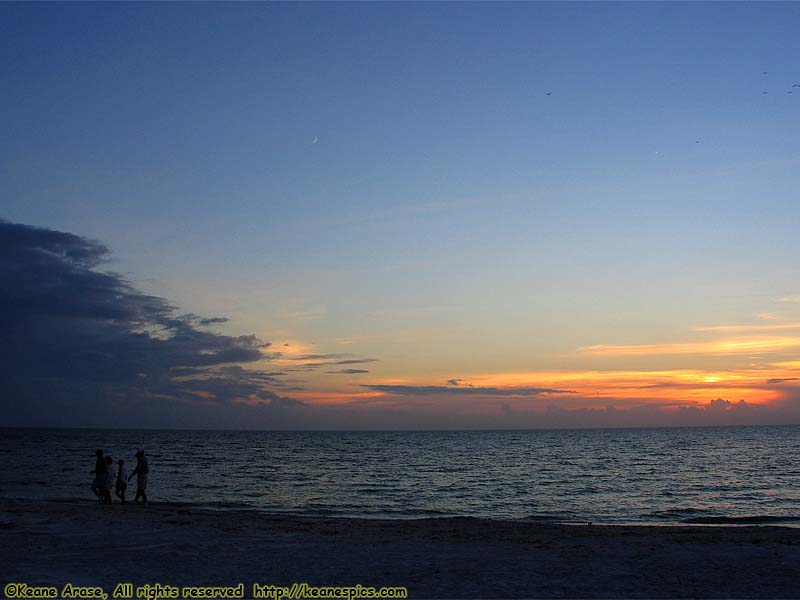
(2, 499, 800, 599)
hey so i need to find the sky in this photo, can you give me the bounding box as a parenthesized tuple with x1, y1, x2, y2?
(3, 2, 800, 429)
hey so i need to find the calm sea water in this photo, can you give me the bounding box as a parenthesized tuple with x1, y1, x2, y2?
(2, 427, 799, 523)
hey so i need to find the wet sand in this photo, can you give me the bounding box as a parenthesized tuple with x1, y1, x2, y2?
(2, 498, 800, 598)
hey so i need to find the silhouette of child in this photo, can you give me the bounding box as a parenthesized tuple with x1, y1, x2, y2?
(115, 459, 128, 504)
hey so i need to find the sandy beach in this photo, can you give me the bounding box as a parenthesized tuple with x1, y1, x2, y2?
(2, 499, 800, 599)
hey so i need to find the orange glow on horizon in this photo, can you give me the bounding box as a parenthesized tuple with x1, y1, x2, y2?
(274, 314, 800, 416)
(343, 365, 800, 411)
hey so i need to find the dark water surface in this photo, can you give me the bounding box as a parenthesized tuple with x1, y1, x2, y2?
(2, 426, 799, 523)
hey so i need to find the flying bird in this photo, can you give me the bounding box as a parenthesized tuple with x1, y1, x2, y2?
(762, 71, 769, 75)
(545, 92, 552, 96)
(793, 84, 800, 87)
(312, 137, 318, 144)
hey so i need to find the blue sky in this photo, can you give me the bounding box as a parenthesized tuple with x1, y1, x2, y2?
(3, 3, 800, 427)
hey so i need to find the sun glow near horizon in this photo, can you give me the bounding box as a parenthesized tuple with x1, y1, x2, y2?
(280, 312, 800, 420)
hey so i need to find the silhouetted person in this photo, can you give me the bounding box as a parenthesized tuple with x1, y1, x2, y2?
(115, 459, 128, 504)
(90, 449, 107, 502)
(102, 456, 114, 504)
(128, 450, 149, 504)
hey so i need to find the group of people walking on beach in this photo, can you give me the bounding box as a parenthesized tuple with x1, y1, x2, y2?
(91, 448, 149, 505)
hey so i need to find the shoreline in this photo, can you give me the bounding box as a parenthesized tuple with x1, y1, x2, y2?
(8, 495, 800, 527)
(3, 498, 800, 598)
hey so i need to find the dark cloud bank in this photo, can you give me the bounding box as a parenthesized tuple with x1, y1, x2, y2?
(3, 219, 800, 430)
(0, 220, 307, 428)
(363, 384, 571, 396)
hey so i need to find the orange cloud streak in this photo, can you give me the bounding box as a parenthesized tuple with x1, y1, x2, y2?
(578, 336, 800, 357)
(692, 323, 800, 333)
(291, 390, 385, 405)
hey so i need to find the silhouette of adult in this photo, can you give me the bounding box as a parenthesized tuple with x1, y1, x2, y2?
(128, 449, 149, 504)
(90, 449, 109, 503)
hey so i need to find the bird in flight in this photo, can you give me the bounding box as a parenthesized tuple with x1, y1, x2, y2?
(762, 71, 769, 75)
(313, 137, 318, 144)
(545, 92, 552, 96)
(792, 84, 800, 87)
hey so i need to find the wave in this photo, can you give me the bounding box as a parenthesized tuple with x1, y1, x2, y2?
(645, 507, 712, 519)
(681, 515, 800, 524)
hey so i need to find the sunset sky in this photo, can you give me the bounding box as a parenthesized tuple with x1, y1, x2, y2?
(3, 3, 800, 428)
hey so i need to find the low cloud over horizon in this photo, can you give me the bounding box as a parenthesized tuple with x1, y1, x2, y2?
(362, 384, 572, 397)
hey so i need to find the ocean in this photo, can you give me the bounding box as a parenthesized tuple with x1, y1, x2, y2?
(2, 426, 799, 524)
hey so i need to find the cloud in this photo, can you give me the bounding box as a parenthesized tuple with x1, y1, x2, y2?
(767, 377, 800, 384)
(199, 317, 229, 326)
(0, 220, 303, 427)
(578, 337, 800, 357)
(287, 354, 352, 361)
(692, 323, 800, 333)
(334, 359, 378, 365)
(327, 369, 369, 375)
(522, 398, 782, 429)
(363, 384, 571, 396)
(278, 354, 378, 371)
